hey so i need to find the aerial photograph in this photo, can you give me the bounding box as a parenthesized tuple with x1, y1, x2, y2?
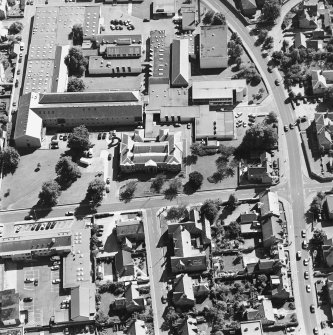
(2, 0, 333, 334)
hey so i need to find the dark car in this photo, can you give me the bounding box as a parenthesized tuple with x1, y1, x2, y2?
(108, 153, 112, 160)
(34, 279, 38, 286)
(23, 297, 33, 302)
(310, 304, 315, 313)
(268, 66, 273, 73)
(63, 135, 68, 141)
(24, 214, 34, 220)
(98, 133, 102, 140)
(102, 132, 107, 139)
(275, 79, 280, 86)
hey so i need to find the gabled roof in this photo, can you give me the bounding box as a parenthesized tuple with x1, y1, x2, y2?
(294, 32, 306, 48)
(240, 0, 257, 11)
(127, 320, 146, 335)
(171, 39, 189, 87)
(173, 273, 195, 304)
(259, 191, 280, 217)
(115, 249, 134, 277)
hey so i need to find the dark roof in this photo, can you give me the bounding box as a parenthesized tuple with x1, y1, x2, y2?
(115, 249, 134, 277)
(105, 45, 141, 57)
(116, 220, 144, 239)
(92, 34, 142, 44)
(262, 216, 283, 243)
(239, 213, 258, 223)
(0, 234, 71, 254)
(38, 91, 139, 104)
(171, 39, 189, 87)
(51, 45, 64, 93)
(240, 0, 257, 11)
(326, 195, 333, 213)
(14, 93, 32, 138)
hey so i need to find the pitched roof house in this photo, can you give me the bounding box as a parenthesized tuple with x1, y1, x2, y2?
(298, 9, 318, 29)
(116, 219, 145, 242)
(70, 285, 96, 321)
(258, 191, 280, 218)
(127, 319, 147, 335)
(120, 129, 183, 174)
(177, 317, 198, 335)
(312, 112, 333, 152)
(239, 212, 258, 224)
(239, 0, 257, 17)
(171, 39, 189, 87)
(170, 225, 208, 274)
(172, 273, 195, 307)
(294, 32, 307, 48)
(114, 282, 146, 312)
(115, 249, 135, 280)
(245, 299, 275, 325)
(261, 216, 284, 248)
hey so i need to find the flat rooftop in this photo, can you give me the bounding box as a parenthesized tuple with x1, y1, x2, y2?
(150, 30, 170, 79)
(88, 56, 142, 74)
(200, 25, 227, 60)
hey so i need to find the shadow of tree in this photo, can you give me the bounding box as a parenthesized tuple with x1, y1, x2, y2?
(182, 155, 198, 166)
(74, 198, 97, 219)
(183, 182, 197, 195)
(29, 201, 52, 220)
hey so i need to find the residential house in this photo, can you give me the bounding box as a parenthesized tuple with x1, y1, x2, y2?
(177, 317, 198, 335)
(167, 208, 211, 246)
(0, 289, 20, 327)
(261, 216, 284, 248)
(114, 249, 135, 281)
(311, 70, 333, 95)
(325, 195, 333, 219)
(298, 9, 318, 29)
(247, 152, 276, 184)
(239, 212, 258, 224)
(294, 32, 307, 48)
(239, 0, 257, 17)
(115, 219, 145, 242)
(199, 25, 228, 69)
(240, 221, 261, 237)
(241, 320, 264, 335)
(171, 39, 189, 87)
(172, 273, 195, 307)
(192, 278, 210, 298)
(313, 30, 325, 39)
(306, 39, 323, 50)
(170, 225, 208, 274)
(127, 320, 147, 335)
(258, 191, 280, 218)
(304, 0, 318, 16)
(181, 4, 197, 31)
(120, 129, 182, 174)
(322, 235, 333, 266)
(312, 112, 333, 152)
(114, 282, 145, 312)
(245, 299, 275, 326)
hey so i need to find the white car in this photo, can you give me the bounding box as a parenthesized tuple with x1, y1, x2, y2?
(302, 240, 308, 249)
(304, 258, 309, 266)
(25, 278, 35, 283)
(51, 265, 59, 270)
(301, 229, 306, 238)
(306, 284, 311, 293)
(52, 279, 61, 284)
(235, 112, 242, 118)
(297, 251, 301, 259)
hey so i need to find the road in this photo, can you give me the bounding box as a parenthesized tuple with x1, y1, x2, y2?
(204, 0, 319, 333)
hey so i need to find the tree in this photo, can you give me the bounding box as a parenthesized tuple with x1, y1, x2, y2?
(228, 193, 238, 208)
(67, 77, 85, 92)
(233, 64, 261, 85)
(265, 111, 278, 124)
(68, 125, 91, 151)
(120, 181, 136, 202)
(0, 115, 8, 125)
(257, 274, 268, 283)
(64, 46, 88, 77)
(212, 12, 226, 25)
(201, 199, 220, 223)
(257, 29, 268, 44)
(231, 32, 242, 45)
(235, 123, 278, 157)
(151, 174, 166, 193)
(262, 36, 274, 50)
(188, 171, 203, 190)
(202, 10, 215, 25)
(86, 178, 105, 206)
(162, 306, 181, 331)
(55, 156, 81, 186)
(164, 178, 182, 199)
(72, 24, 83, 46)
(227, 221, 241, 239)
(8, 22, 23, 35)
(165, 205, 188, 221)
(228, 41, 243, 59)
(39, 180, 61, 206)
(0, 147, 20, 175)
(310, 196, 322, 216)
(312, 228, 327, 245)
(261, 0, 281, 22)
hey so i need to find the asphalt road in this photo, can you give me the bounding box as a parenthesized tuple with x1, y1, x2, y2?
(204, 0, 318, 333)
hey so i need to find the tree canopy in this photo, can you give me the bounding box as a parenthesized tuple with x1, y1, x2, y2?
(120, 181, 136, 202)
(72, 24, 83, 46)
(261, 0, 281, 22)
(201, 199, 220, 223)
(188, 171, 203, 190)
(8, 22, 23, 35)
(164, 178, 182, 200)
(202, 10, 226, 25)
(151, 174, 166, 193)
(67, 77, 85, 92)
(233, 64, 261, 85)
(265, 111, 278, 125)
(39, 180, 61, 206)
(64, 47, 87, 77)
(86, 178, 105, 206)
(235, 123, 278, 157)
(0, 147, 20, 175)
(165, 206, 188, 221)
(312, 228, 327, 245)
(55, 156, 81, 186)
(68, 125, 91, 151)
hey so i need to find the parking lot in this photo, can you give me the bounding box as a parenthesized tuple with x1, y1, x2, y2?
(16, 258, 69, 326)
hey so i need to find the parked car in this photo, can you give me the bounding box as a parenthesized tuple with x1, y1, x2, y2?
(161, 295, 167, 304)
(65, 211, 74, 216)
(304, 258, 309, 266)
(284, 125, 288, 132)
(297, 251, 301, 259)
(25, 278, 34, 283)
(275, 79, 280, 86)
(108, 153, 112, 160)
(301, 229, 306, 238)
(306, 284, 311, 293)
(63, 135, 68, 141)
(23, 297, 33, 302)
(106, 178, 110, 184)
(174, 123, 181, 127)
(302, 240, 308, 249)
(310, 304, 315, 313)
(51, 265, 59, 270)
(51, 255, 61, 261)
(304, 271, 309, 279)
(102, 132, 107, 139)
(24, 214, 34, 220)
(268, 66, 273, 73)
(187, 123, 191, 129)
(289, 123, 294, 129)
(98, 133, 102, 140)
(34, 279, 38, 286)
(52, 279, 61, 284)
(313, 327, 319, 334)
(105, 186, 110, 193)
